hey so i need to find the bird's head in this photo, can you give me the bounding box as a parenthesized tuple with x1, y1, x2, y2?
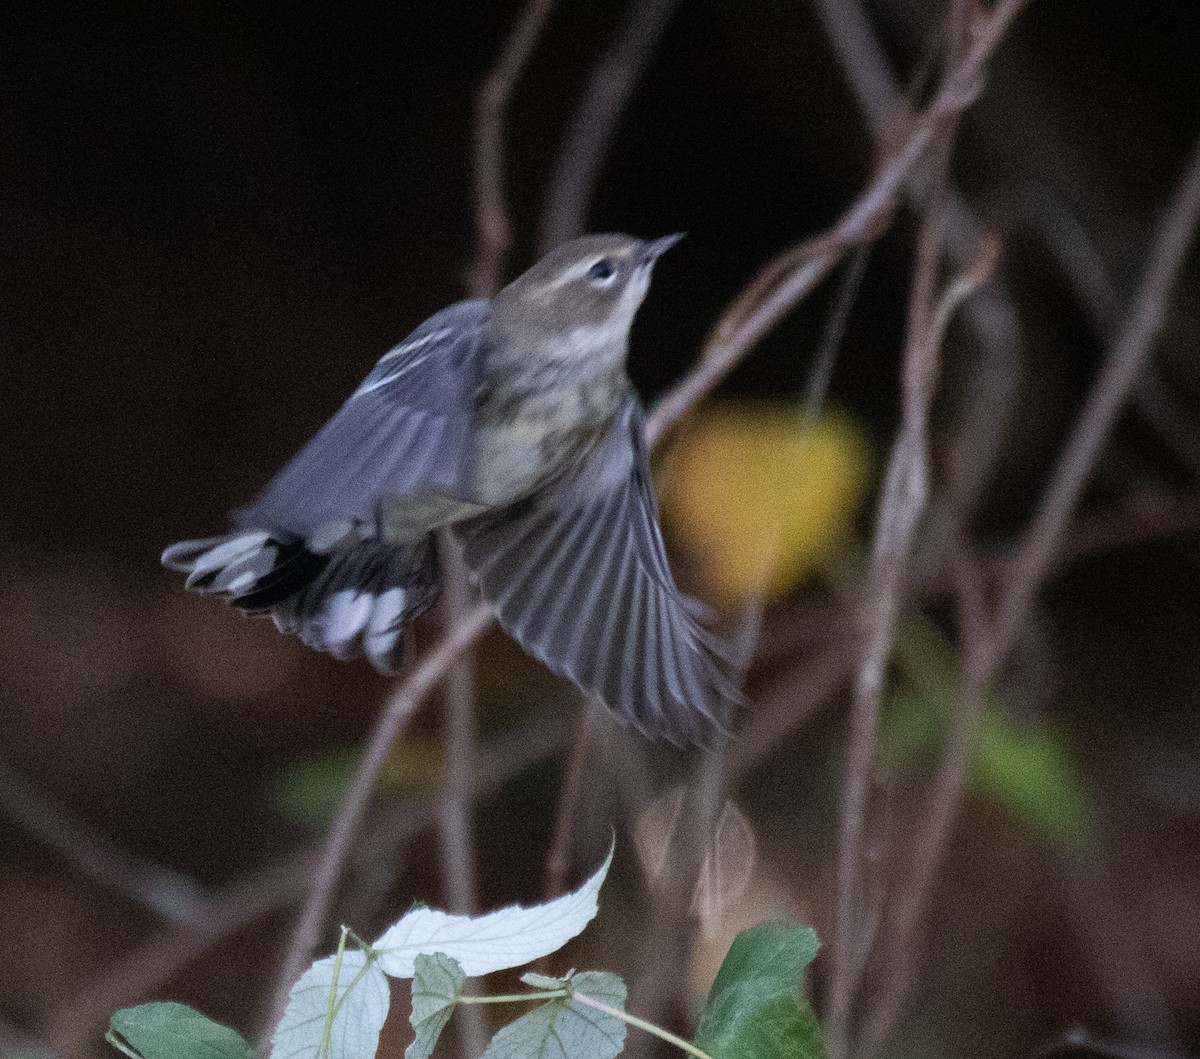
(491, 233, 684, 358)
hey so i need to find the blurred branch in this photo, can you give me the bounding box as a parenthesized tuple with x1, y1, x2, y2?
(985, 133, 1200, 672)
(263, 602, 493, 1035)
(811, 0, 1024, 553)
(859, 130, 1200, 1057)
(0, 755, 206, 925)
(44, 711, 572, 1057)
(539, 0, 685, 251)
(646, 0, 1030, 448)
(1014, 181, 1200, 479)
(826, 55, 992, 1045)
(542, 703, 598, 899)
(468, 0, 554, 297)
(803, 246, 871, 419)
(436, 533, 488, 1059)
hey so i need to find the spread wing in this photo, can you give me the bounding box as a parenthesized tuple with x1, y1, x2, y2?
(233, 299, 489, 536)
(456, 397, 738, 744)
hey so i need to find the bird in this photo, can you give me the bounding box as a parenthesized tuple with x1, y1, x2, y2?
(162, 233, 737, 743)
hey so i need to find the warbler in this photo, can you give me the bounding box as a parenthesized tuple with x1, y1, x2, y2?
(163, 233, 735, 743)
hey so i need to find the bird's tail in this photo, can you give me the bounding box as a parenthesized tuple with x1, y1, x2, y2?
(162, 531, 438, 673)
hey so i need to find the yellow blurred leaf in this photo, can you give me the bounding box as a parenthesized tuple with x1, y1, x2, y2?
(660, 403, 870, 602)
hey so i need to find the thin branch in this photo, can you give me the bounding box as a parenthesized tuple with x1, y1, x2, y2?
(468, 0, 554, 298)
(803, 246, 871, 420)
(985, 132, 1200, 673)
(539, 0, 685, 252)
(44, 711, 572, 1057)
(825, 32, 985, 1047)
(646, 0, 1031, 448)
(542, 704, 597, 900)
(859, 130, 1200, 1057)
(436, 533, 489, 1059)
(854, 546, 993, 1059)
(263, 602, 494, 1035)
(812, 0, 1023, 533)
(0, 755, 206, 924)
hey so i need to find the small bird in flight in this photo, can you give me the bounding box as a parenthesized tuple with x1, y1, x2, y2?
(163, 233, 735, 743)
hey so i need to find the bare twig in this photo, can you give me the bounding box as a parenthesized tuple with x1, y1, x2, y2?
(803, 246, 871, 419)
(436, 533, 488, 1059)
(468, 0, 554, 298)
(0, 755, 206, 924)
(859, 130, 1200, 1056)
(263, 602, 494, 1035)
(812, 0, 1024, 543)
(542, 704, 598, 899)
(825, 27, 993, 1044)
(646, 0, 1031, 449)
(985, 133, 1200, 673)
(853, 546, 993, 1059)
(539, 0, 685, 251)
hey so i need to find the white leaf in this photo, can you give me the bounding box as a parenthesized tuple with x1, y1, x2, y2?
(407, 952, 465, 1059)
(375, 845, 613, 978)
(270, 949, 389, 1059)
(479, 971, 626, 1059)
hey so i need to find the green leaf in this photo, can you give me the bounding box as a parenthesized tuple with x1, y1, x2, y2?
(408, 953, 465, 1059)
(479, 971, 626, 1059)
(273, 750, 358, 829)
(973, 710, 1098, 850)
(694, 922, 826, 1059)
(269, 949, 389, 1059)
(106, 1002, 254, 1059)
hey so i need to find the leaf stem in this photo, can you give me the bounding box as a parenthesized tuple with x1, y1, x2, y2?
(572, 992, 717, 1059)
(458, 990, 570, 1005)
(103, 1031, 141, 1059)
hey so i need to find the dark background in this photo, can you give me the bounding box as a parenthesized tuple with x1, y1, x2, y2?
(2, 2, 1200, 1057)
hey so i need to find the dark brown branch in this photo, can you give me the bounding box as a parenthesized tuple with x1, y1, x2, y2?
(812, 0, 1023, 543)
(435, 533, 488, 1059)
(539, 0, 685, 251)
(825, 100, 966, 1057)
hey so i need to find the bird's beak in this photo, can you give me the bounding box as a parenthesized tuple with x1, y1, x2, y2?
(640, 232, 686, 265)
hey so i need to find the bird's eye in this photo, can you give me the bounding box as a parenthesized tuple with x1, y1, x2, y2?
(587, 258, 617, 285)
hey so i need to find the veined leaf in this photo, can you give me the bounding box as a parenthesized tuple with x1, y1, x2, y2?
(694, 922, 826, 1059)
(375, 845, 612, 978)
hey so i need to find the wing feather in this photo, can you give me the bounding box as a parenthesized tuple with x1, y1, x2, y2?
(234, 300, 488, 536)
(457, 397, 735, 744)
